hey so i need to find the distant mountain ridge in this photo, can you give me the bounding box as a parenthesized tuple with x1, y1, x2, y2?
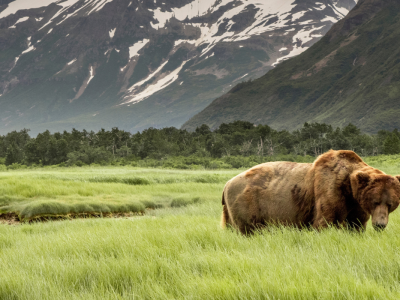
(182, 0, 400, 133)
(0, 0, 356, 134)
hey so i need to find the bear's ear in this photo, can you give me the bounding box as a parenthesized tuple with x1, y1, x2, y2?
(351, 172, 370, 199)
(356, 172, 370, 187)
(396, 175, 400, 183)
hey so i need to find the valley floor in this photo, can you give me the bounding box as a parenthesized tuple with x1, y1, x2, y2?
(1, 165, 400, 299)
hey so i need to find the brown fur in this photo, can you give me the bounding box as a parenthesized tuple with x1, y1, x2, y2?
(221, 150, 400, 234)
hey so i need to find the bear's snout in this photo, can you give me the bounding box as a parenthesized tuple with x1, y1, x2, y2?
(373, 223, 387, 231)
(371, 204, 389, 231)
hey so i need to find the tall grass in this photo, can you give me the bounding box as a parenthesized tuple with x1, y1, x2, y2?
(0, 164, 400, 299)
(1, 207, 400, 299)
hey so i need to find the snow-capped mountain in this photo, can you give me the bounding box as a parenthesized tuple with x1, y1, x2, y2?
(0, 0, 357, 134)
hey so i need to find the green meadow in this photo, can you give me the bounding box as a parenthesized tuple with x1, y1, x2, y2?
(0, 167, 236, 221)
(1, 158, 400, 299)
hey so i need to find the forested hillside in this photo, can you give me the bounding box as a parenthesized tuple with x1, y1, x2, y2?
(1, 121, 400, 169)
(183, 0, 400, 133)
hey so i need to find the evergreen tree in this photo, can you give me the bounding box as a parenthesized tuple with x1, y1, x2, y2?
(383, 133, 400, 155)
(5, 142, 22, 165)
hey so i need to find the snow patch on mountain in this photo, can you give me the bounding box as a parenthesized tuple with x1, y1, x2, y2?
(321, 16, 338, 23)
(0, 0, 58, 18)
(150, 0, 297, 29)
(0, 0, 106, 25)
(155, 0, 352, 58)
(273, 25, 325, 66)
(127, 60, 169, 93)
(174, 39, 196, 47)
(204, 52, 215, 60)
(87, 0, 114, 14)
(8, 36, 34, 72)
(129, 39, 150, 59)
(109, 28, 116, 39)
(87, 66, 95, 85)
(21, 45, 35, 55)
(8, 57, 19, 72)
(314, 3, 326, 10)
(333, 5, 352, 17)
(67, 58, 77, 65)
(39, 0, 82, 30)
(123, 60, 188, 105)
(37, 0, 116, 30)
(8, 16, 29, 28)
(70, 65, 97, 102)
(150, 0, 296, 29)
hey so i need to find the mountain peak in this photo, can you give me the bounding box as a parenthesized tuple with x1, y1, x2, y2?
(0, 0, 356, 134)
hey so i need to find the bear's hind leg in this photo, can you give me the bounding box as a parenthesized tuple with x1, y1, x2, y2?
(221, 205, 233, 229)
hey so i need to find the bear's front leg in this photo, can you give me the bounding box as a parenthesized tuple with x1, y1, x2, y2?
(312, 200, 347, 229)
(345, 208, 370, 232)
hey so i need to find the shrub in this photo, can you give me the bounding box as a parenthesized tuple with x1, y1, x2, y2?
(171, 198, 191, 208)
(171, 197, 202, 208)
(19, 201, 73, 219)
(141, 200, 164, 209)
(189, 164, 205, 170)
(87, 176, 151, 185)
(209, 161, 232, 169)
(99, 160, 108, 166)
(125, 202, 146, 213)
(193, 175, 223, 183)
(74, 160, 85, 167)
(223, 156, 246, 168)
(17, 200, 148, 220)
(7, 163, 27, 170)
(122, 178, 151, 185)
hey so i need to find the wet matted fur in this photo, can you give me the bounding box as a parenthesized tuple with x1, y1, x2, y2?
(221, 150, 400, 234)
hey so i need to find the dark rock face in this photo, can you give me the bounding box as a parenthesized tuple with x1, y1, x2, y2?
(0, 0, 356, 134)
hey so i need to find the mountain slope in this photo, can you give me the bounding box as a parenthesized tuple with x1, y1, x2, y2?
(0, 0, 356, 134)
(183, 0, 400, 133)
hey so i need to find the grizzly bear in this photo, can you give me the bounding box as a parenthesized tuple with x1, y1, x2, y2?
(221, 150, 400, 234)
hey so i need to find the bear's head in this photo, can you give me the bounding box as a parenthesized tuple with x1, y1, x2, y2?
(351, 172, 400, 231)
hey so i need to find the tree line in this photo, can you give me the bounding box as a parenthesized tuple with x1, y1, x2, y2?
(1, 121, 400, 168)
